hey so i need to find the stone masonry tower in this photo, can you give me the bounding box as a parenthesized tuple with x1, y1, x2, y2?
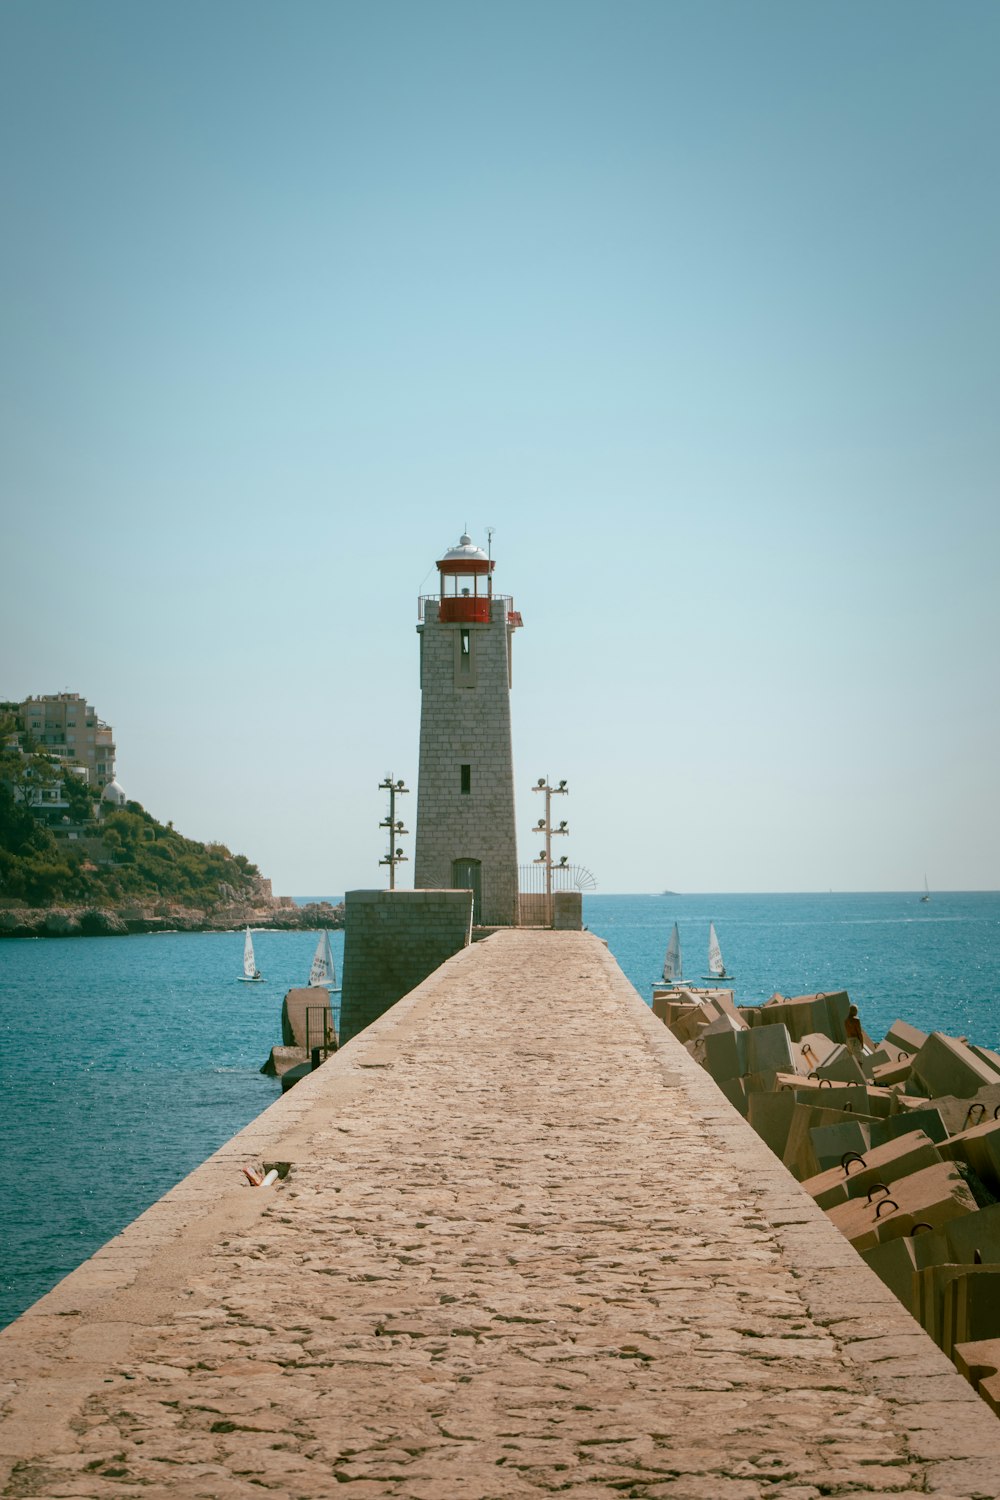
(414, 533, 522, 926)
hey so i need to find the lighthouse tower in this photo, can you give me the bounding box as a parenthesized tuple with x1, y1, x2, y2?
(414, 533, 521, 926)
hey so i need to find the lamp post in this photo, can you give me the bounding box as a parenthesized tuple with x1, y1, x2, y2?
(532, 776, 568, 926)
(378, 775, 409, 889)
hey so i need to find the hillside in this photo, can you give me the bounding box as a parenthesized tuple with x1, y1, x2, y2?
(0, 776, 267, 908)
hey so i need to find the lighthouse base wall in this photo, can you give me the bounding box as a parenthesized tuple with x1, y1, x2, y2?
(338, 888, 473, 1045)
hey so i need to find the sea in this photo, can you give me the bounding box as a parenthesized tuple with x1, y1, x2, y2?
(1, 890, 998, 1331)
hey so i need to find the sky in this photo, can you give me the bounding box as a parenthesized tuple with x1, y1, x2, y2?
(1, 0, 998, 896)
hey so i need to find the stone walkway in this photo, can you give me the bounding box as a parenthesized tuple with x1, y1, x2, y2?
(3, 930, 1000, 1498)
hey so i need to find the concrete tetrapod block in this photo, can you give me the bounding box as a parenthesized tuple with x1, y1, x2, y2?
(911, 1031, 1000, 1100)
(870, 1057, 914, 1088)
(944, 1268, 1000, 1359)
(944, 1202, 1000, 1263)
(801, 1129, 943, 1210)
(746, 1021, 794, 1076)
(915, 1264, 981, 1351)
(716, 1076, 749, 1116)
(855, 1084, 898, 1119)
(954, 1337, 1000, 1416)
(815, 1042, 867, 1086)
(701, 1015, 749, 1085)
(781, 1102, 881, 1181)
(825, 1160, 980, 1251)
(807, 1118, 874, 1174)
(752, 990, 851, 1044)
(871, 1106, 949, 1148)
(930, 1084, 1000, 1137)
(747, 1091, 800, 1158)
(859, 1234, 940, 1314)
(972, 1043, 1000, 1075)
(794, 1031, 839, 1076)
(863, 1201, 1000, 1315)
(939, 1117, 1000, 1196)
(883, 1018, 929, 1057)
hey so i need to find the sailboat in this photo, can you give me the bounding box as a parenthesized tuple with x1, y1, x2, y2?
(658, 922, 683, 986)
(238, 926, 264, 982)
(702, 922, 733, 982)
(307, 931, 338, 990)
(920, 876, 931, 904)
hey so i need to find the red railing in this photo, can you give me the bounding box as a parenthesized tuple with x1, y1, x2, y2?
(418, 595, 515, 624)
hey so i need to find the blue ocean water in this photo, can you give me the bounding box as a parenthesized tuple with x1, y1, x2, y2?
(1, 891, 997, 1330)
(0, 924, 344, 1331)
(586, 891, 1000, 1049)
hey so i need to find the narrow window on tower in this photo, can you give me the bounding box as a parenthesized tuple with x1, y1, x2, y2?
(460, 763, 471, 795)
(454, 626, 476, 685)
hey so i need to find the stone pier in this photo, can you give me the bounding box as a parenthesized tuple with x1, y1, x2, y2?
(2, 931, 1000, 1497)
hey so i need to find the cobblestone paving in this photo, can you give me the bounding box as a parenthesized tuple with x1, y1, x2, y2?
(3, 931, 1000, 1498)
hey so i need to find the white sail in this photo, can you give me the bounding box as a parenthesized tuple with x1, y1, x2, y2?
(243, 927, 257, 979)
(663, 923, 682, 982)
(308, 932, 336, 988)
(707, 922, 725, 977)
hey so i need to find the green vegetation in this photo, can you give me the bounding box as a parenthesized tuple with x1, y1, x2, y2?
(0, 716, 261, 909)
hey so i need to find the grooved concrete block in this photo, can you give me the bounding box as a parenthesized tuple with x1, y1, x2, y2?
(954, 1338, 1000, 1417)
(826, 1161, 979, 1251)
(944, 1202, 1000, 1265)
(801, 1130, 942, 1211)
(944, 1269, 1000, 1358)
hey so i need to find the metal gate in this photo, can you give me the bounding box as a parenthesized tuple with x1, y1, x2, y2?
(451, 858, 482, 925)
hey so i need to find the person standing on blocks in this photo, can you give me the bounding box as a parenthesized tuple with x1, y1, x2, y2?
(845, 1004, 864, 1060)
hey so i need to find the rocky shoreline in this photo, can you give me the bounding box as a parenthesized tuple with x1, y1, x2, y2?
(0, 898, 344, 939)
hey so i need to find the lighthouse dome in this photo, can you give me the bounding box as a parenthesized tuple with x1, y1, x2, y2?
(440, 533, 490, 566)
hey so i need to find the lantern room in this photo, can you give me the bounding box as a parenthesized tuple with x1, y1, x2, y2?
(436, 533, 494, 623)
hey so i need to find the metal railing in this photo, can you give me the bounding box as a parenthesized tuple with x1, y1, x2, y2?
(417, 594, 515, 624)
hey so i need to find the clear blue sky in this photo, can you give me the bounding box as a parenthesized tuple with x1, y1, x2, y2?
(2, 0, 997, 895)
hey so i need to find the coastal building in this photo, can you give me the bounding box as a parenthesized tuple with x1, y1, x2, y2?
(6, 692, 117, 788)
(414, 533, 522, 926)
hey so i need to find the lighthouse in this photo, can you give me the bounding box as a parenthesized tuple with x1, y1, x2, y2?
(414, 533, 522, 926)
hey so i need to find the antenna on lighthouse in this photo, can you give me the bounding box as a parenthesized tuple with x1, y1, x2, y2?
(486, 526, 495, 564)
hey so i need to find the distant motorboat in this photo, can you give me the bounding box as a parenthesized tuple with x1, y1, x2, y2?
(238, 926, 264, 983)
(702, 922, 733, 982)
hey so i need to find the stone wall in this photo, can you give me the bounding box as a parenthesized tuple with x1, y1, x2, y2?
(553, 890, 583, 930)
(338, 887, 473, 1044)
(414, 596, 518, 925)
